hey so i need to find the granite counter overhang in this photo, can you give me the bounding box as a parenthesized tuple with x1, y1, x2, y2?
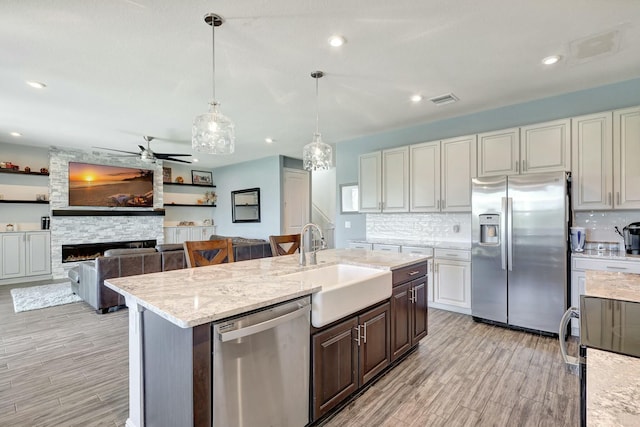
(104, 248, 431, 329)
(585, 270, 640, 303)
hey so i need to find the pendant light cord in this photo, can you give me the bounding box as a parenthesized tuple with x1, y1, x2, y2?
(211, 18, 216, 103)
(315, 75, 319, 135)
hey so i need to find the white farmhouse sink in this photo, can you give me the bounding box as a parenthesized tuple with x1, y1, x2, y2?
(283, 264, 392, 328)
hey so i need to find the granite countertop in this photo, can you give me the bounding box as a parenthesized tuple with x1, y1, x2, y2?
(585, 270, 640, 303)
(350, 238, 471, 250)
(104, 248, 430, 329)
(584, 270, 640, 426)
(573, 250, 640, 262)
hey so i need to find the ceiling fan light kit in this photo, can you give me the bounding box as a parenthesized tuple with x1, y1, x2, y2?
(303, 71, 333, 171)
(192, 13, 235, 155)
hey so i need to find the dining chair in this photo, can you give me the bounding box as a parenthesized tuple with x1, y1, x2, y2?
(269, 234, 301, 256)
(183, 239, 234, 267)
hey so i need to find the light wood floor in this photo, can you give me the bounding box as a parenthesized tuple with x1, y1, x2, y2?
(0, 283, 579, 426)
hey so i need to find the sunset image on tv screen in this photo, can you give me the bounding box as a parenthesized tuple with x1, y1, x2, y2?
(68, 162, 154, 207)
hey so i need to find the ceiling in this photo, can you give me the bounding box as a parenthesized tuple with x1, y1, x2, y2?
(1, 0, 639, 169)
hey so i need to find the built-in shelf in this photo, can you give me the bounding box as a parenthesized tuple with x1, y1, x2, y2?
(0, 200, 49, 204)
(163, 204, 216, 208)
(0, 169, 49, 176)
(52, 209, 166, 217)
(236, 204, 259, 207)
(163, 182, 216, 188)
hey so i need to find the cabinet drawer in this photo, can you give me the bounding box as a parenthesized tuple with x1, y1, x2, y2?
(434, 248, 471, 261)
(573, 257, 640, 274)
(348, 242, 373, 250)
(401, 246, 433, 256)
(392, 262, 428, 286)
(373, 244, 401, 253)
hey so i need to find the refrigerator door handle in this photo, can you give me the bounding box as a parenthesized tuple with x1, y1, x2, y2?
(501, 197, 507, 270)
(507, 197, 513, 272)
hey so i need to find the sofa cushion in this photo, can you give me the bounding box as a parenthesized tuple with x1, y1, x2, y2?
(155, 243, 184, 252)
(104, 248, 157, 256)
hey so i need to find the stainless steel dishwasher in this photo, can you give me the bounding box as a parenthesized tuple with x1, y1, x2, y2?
(212, 296, 311, 427)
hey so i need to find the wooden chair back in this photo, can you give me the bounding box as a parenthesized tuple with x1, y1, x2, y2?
(183, 239, 234, 267)
(269, 234, 301, 256)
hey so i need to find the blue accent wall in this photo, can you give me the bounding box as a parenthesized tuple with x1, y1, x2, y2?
(335, 77, 640, 248)
(213, 155, 281, 239)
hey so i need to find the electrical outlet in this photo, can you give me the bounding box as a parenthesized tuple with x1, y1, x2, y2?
(345, 221, 351, 229)
(453, 224, 460, 233)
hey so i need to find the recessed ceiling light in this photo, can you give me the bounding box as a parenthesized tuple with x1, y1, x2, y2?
(10, 132, 22, 137)
(26, 81, 47, 89)
(265, 138, 274, 144)
(328, 35, 346, 47)
(542, 55, 561, 65)
(192, 158, 199, 162)
(410, 94, 423, 103)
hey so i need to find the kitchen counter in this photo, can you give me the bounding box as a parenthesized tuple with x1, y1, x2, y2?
(573, 250, 640, 262)
(104, 248, 431, 328)
(584, 270, 640, 427)
(350, 238, 471, 250)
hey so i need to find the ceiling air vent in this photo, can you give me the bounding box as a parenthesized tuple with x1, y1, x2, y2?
(429, 93, 459, 106)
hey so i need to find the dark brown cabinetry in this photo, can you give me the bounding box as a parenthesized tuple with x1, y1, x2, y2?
(391, 262, 428, 362)
(312, 302, 391, 420)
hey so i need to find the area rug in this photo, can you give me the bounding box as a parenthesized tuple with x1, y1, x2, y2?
(10, 282, 82, 313)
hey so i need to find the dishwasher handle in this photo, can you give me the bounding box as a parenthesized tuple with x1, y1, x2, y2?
(219, 304, 310, 342)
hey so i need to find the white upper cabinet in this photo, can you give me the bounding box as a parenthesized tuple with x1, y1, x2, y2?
(571, 111, 613, 210)
(441, 135, 476, 212)
(410, 141, 440, 212)
(520, 119, 571, 174)
(359, 148, 409, 213)
(477, 127, 520, 177)
(478, 120, 570, 177)
(613, 106, 640, 209)
(409, 135, 475, 213)
(358, 151, 382, 212)
(382, 147, 410, 212)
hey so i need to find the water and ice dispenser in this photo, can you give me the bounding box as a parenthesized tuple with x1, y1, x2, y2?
(479, 214, 500, 245)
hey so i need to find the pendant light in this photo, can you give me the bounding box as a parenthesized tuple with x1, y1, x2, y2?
(192, 13, 235, 155)
(302, 71, 333, 171)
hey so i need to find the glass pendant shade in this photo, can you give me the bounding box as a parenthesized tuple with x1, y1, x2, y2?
(303, 132, 333, 171)
(192, 102, 235, 154)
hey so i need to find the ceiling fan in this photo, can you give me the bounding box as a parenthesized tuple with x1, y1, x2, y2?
(95, 136, 192, 164)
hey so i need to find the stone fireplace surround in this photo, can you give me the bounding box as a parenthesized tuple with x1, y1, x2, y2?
(49, 148, 165, 279)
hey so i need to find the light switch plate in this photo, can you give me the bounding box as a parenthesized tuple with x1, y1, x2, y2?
(345, 221, 351, 229)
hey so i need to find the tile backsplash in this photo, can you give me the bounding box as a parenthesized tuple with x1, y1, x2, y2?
(573, 210, 640, 243)
(366, 213, 471, 243)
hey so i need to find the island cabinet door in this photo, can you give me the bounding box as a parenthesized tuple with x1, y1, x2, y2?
(391, 281, 412, 362)
(411, 277, 428, 345)
(312, 317, 359, 420)
(358, 302, 391, 386)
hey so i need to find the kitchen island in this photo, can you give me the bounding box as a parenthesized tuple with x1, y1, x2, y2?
(582, 270, 640, 427)
(105, 248, 430, 427)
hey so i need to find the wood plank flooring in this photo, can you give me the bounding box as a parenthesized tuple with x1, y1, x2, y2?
(0, 282, 579, 426)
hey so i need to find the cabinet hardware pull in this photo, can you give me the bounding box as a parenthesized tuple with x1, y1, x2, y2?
(408, 270, 420, 276)
(362, 323, 367, 344)
(354, 325, 361, 346)
(437, 200, 440, 210)
(617, 192, 621, 205)
(442, 199, 445, 209)
(607, 266, 627, 270)
(522, 160, 526, 172)
(411, 288, 416, 303)
(608, 192, 612, 205)
(515, 160, 519, 173)
(446, 253, 456, 257)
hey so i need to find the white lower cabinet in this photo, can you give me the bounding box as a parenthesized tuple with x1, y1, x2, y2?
(432, 255, 471, 315)
(164, 226, 216, 244)
(348, 242, 373, 250)
(0, 231, 51, 280)
(372, 243, 400, 253)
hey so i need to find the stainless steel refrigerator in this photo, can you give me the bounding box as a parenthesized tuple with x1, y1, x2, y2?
(471, 171, 568, 334)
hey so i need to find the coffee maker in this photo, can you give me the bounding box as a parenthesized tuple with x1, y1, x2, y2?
(615, 222, 640, 255)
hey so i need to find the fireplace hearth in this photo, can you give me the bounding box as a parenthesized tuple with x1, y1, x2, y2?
(62, 240, 157, 263)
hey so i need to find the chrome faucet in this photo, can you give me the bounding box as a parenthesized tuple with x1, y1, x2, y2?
(299, 223, 327, 266)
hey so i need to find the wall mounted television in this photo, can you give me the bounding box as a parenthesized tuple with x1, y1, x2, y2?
(68, 162, 154, 207)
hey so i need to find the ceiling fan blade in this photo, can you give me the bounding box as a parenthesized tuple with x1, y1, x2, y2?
(163, 157, 192, 164)
(94, 146, 140, 155)
(138, 145, 146, 152)
(155, 153, 192, 158)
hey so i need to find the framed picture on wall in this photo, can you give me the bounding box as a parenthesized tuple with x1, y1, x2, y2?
(162, 167, 172, 183)
(191, 170, 213, 186)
